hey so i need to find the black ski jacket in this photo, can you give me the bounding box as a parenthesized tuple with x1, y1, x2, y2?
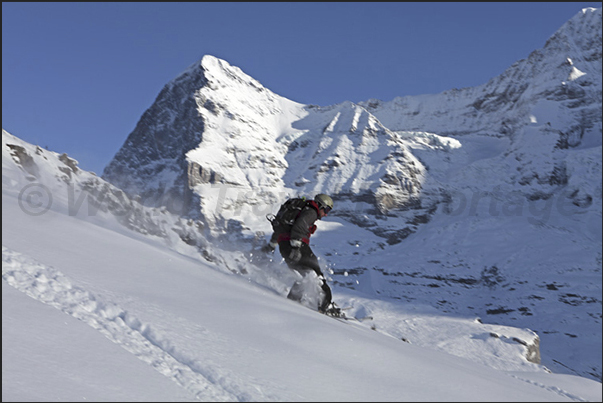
(289, 205, 319, 244)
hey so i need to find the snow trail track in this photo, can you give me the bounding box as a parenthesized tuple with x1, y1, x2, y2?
(2, 246, 279, 402)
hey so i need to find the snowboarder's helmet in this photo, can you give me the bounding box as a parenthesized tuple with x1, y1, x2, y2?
(314, 194, 334, 213)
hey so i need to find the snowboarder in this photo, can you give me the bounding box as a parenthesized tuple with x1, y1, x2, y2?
(264, 194, 340, 316)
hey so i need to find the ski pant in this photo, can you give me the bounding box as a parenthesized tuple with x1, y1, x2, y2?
(278, 241, 332, 312)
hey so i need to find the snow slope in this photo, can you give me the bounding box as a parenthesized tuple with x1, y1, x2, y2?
(2, 127, 601, 401)
(3, 131, 602, 401)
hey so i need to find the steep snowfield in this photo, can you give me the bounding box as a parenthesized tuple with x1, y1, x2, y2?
(3, 130, 602, 401)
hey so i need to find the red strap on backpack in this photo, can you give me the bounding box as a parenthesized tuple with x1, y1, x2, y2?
(277, 233, 310, 245)
(276, 200, 320, 245)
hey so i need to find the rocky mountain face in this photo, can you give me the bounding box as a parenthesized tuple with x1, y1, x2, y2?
(100, 68, 208, 220)
(101, 8, 601, 381)
(102, 55, 450, 243)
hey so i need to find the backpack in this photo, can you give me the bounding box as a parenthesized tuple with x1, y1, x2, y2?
(267, 197, 308, 232)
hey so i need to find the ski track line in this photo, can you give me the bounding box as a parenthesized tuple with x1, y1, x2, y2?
(507, 374, 589, 402)
(1, 246, 276, 402)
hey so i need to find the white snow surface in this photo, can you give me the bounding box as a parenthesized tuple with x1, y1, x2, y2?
(2, 129, 602, 401)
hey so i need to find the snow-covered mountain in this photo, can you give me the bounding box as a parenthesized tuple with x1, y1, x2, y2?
(4, 128, 603, 402)
(102, 55, 434, 243)
(100, 7, 602, 382)
(103, 8, 601, 243)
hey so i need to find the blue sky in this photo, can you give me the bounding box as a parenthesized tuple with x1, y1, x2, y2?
(3, 2, 601, 174)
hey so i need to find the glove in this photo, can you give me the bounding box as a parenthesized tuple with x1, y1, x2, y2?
(261, 241, 278, 254)
(289, 247, 302, 263)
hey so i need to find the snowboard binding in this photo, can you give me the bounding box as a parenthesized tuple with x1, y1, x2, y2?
(321, 302, 345, 318)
